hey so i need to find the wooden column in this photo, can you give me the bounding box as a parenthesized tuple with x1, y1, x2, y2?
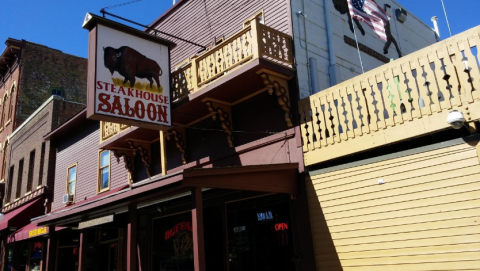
(78, 231, 85, 271)
(45, 226, 57, 271)
(127, 204, 137, 271)
(191, 187, 206, 271)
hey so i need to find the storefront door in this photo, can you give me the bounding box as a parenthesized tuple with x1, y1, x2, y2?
(226, 195, 295, 271)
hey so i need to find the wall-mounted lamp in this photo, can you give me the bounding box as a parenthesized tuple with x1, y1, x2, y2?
(395, 8, 407, 23)
(447, 110, 466, 129)
(0, 213, 4, 222)
(296, 11, 307, 18)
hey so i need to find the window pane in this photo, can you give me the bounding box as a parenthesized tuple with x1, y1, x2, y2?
(68, 167, 76, 182)
(100, 167, 109, 190)
(68, 182, 76, 195)
(100, 151, 109, 167)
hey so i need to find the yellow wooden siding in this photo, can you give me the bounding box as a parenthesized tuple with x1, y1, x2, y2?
(307, 142, 480, 271)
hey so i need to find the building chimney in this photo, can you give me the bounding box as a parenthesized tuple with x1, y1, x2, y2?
(431, 16, 440, 41)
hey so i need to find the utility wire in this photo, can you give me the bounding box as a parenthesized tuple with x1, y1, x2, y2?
(102, 0, 143, 10)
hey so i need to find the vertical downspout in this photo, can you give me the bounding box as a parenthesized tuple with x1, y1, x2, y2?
(324, 0, 338, 86)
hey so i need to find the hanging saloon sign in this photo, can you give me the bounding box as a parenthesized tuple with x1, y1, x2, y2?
(82, 13, 175, 129)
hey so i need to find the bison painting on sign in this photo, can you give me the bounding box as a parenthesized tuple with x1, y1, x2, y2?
(94, 24, 171, 127)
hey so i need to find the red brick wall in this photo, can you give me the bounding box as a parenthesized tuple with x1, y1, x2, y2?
(16, 42, 87, 128)
(52, 120, 128, 211)
(4, 98, 85, 206)
(0, 66, 20, 183)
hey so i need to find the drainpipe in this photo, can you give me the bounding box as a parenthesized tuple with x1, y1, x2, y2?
(324, 0, 339, 86)
(431, 16, 441, 42)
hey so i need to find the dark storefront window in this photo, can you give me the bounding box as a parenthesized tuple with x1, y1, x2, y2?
(4, 246, 13, 271)
(28, 242, 43, 271)
(227, 195, 295, 271)
(152, 212, 194, 271)
(56, 232, 80, 271)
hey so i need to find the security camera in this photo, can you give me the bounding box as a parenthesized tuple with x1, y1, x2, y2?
(447, 110, 465, 129)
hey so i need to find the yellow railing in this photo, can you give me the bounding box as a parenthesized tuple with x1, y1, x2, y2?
(171, 17, 293, 101)
(100, 121, 131, 142)
(299, 25, 480, 166)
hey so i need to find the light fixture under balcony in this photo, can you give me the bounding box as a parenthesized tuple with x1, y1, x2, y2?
(447, 110, 466, 129)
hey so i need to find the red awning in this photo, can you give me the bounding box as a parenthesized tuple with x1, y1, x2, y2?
(7, 223, 48, 243)
(0, 198, 44, 231)
(7, 223, 67, 243)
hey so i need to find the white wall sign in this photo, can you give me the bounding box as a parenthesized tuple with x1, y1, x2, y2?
(84, 13, 173, 129)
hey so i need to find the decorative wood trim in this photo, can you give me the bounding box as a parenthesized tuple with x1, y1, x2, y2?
(127, 141, 152, 178)
(111, 148, 135, 184)
(204, 100, 234, 148)
(258, 71, 293, 127)
(1, 186, 46, 213)
(166, 128, 187, 165)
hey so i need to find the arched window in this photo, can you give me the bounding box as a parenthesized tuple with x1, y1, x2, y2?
(7, 84, 15, 122)
(1, 141, 7, 181)
(0, 94, 6, 127)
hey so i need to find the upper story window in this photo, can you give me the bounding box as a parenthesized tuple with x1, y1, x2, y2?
(0, 142, 6, 181)
(98, 150, 110, 193)
(15, 159, 24, 199)
(7, 84, 15, 121)
(51, 88, 63, 97)
(26, 150, 35, 193)
(67, 164, 77, 197)
(0, 93, 7, 127)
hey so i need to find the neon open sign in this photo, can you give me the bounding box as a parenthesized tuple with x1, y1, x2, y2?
(275, 222, 289, 231)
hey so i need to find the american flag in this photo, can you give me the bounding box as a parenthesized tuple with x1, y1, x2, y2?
(348, 0, 391, 41)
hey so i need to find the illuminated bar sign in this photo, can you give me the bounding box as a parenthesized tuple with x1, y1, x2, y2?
(165, 221, 192, 240)
(82, 13, 175, 130)
(28, 227, 48, 238)
(78, 214, 114, 229)
(257, 211, 273, 221)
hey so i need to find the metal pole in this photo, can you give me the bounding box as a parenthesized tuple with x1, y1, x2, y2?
(351, 17, 365, 74)
(100, 10, 207, 50)
(440, 0, 453, 37)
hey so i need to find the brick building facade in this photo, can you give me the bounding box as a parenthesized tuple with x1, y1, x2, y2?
(3, 96, 85, 211)
(0, 38, 87, 188)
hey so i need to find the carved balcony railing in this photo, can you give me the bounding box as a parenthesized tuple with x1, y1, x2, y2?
(299, 25, 480, 166)
(171, 17, 293, 101)
(100, 121, 131, 142)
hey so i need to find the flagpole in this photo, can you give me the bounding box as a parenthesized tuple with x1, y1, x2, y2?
(440, 0, 453, 37)
(351, 17, 365, 74)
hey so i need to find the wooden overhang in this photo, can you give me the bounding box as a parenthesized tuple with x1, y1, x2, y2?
(33, 163, 298, 226)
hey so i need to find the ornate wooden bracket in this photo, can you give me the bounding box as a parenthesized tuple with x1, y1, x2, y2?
(166, 128, 187, 165)
(204, 100, 234, 148)
(259, 72, 293, 127)
(111, 148, 135, 183)
(127, 141, 152, 178)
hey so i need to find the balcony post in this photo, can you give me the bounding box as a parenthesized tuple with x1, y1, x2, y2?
(250, 18, 262, 59)
(191, 56, 199, 92)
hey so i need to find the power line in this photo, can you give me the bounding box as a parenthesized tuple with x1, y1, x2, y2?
(102, 0, 143, 10)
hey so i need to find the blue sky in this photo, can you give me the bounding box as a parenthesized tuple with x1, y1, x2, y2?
(0, 0, 479, 58)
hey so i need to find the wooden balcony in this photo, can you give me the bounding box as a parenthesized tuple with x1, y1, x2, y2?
(100, 16, 295, 144)
(171, 17, 294, 103)
(299, 25, 480, 166)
